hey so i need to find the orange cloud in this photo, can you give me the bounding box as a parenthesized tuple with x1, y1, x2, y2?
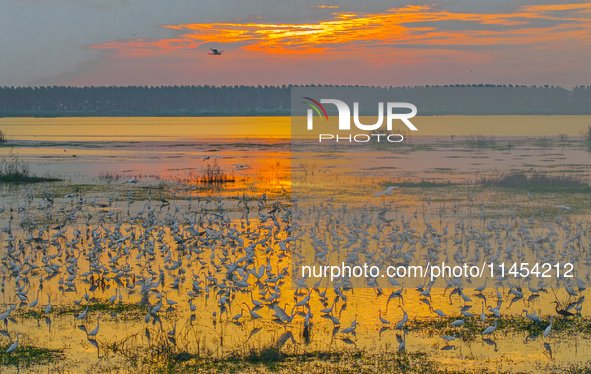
(88, 3, 591, 58)
(310, 5, 340, 9)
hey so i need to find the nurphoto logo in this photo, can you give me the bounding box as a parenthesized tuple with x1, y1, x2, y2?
(303, 97, 418, 143)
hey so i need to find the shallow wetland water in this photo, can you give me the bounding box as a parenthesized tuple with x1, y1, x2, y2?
(1, 117, 591, 373)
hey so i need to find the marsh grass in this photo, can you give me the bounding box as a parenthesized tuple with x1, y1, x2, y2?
(380, 180, 458, 188)
(98, 171, 124, 182)
(1, 149, 30, 180)
(98, 171, 149, 185)
(463, 135, 496, 148)
(176, 159, 236, 185)
(405, 314, 590, 341)
(0, 345, 65, 368)
(544, 360, 591, 374)
(105, 329, 177, 369)
(14, 301, 146, 320)
(479, 170, 588, 190)
(0, 148, 60, 183)
(171, 159, 236, 187)
(183, 349, 516, 374)
(103, 325, 209, 373)
(99, 312, 556, 373)
(104, 337, 519, 374)
(197, 159, 235, 184)
(534, 136, 552, 148)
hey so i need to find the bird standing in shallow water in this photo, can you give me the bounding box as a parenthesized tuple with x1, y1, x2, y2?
(29, 290, 40, 308)
(552, 301, 575, 317)
(45, 295, 52, 315)
(6, 333, 20, 353)
(77, 303, 89, 320)
(481, 319, 498, 336)
(398, 330, 406, 351)
(165, 292, 178, 307)
(378, 310, 390, 325)
(243, 303, 262, 319)
(481, 303, 486, 322)
(450, 319, 464, 327)
(544, 316, 554, 338)
(430, 306, 446, 318)
(88, 316, 100, 338)
(396, 306, 408, 330)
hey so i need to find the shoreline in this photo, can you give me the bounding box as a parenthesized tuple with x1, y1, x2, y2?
(3, 110, 591, 117)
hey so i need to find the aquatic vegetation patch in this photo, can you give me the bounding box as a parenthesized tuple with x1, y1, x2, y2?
(380, 180, 459, 188)
(478, 170, 589, 190)
(98, 171, 126, 181)
(542, 360, 591, 374)
(0, 345, 65, 368)
(103, 330, 485, 374)
(182, 349, 519, 374)
(0, 149, 61, 183)
(14, 301, 147, 320)
(181, 159, 236, 185)
(462, 135, 497, 148)
(405, 314, 591, 341)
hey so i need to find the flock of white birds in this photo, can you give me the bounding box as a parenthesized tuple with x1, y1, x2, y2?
(0, 183, 588, 363)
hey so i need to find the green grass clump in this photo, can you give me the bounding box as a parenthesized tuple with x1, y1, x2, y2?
(0, 345, 65, 368)
(405, 314, 591, 341)
(0, 149, 61, 183)
(479, 170, 588, 190)
(463, 135, 496, 148)
(104, 332, 523, 374)
(70, 301, 147, 318)
(183, 349, 517, 374)
(381, 180, 458, 188)
(196, 159, 235, 184)
(14, 301, 147, 320)
(543, 360, 591, 374)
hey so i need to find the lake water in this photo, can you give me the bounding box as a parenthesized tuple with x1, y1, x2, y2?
(1, 115, 590, 141)
(1, 116, 590, 181)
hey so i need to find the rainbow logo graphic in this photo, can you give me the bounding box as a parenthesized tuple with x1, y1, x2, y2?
(303, 97, 328, 129)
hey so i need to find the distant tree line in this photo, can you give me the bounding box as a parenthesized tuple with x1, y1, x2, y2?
(0, 84, 590, 116)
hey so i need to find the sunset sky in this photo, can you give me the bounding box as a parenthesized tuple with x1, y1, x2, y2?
(2, 0, 591, 87)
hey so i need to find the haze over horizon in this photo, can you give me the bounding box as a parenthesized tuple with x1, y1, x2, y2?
(2, 0, 591, 88)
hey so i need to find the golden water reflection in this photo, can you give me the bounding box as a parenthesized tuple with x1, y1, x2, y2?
(0, 183, 590, 373)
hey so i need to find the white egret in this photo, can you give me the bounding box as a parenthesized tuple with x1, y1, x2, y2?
(481, 319, 498, 336)
(45, 295, 52, 315)
(243, 303, 262, 319)
(398, 330, 406, 351)
(87, 316, 100, 338)
(430, 306, 446, 318)
(378, 310, 390, 325)
(544, 316, 554, 337)
(6, 333, 20, 353)
(450, 319, 465, 327)
(373, 186, 399, 197)
(77, 303, 89, 320)
(396, 306, 408, 330)
(29, 290, 40, 308)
